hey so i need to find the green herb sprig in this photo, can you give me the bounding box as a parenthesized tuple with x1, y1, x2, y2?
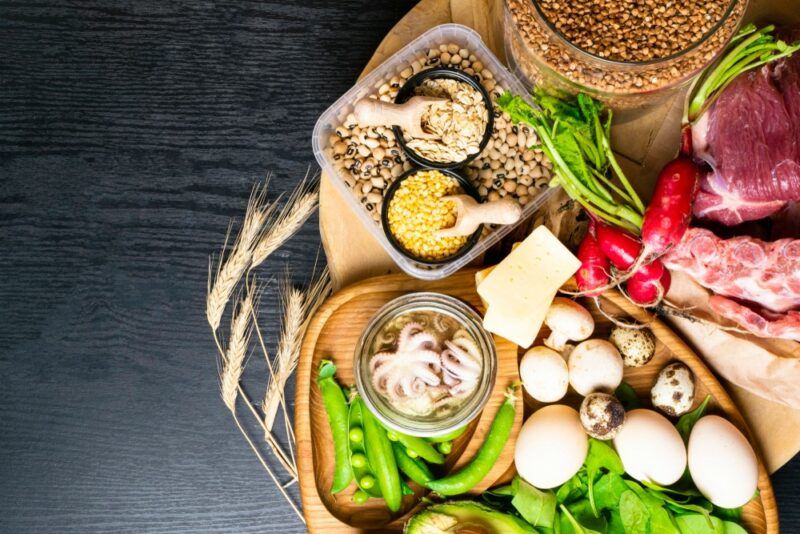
(498, 91, 644, 233)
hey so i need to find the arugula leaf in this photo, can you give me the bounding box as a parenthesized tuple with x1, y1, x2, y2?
(676, 396, 712, 444)
(511, 477, 558, 528)
(619, 490, 651, 533)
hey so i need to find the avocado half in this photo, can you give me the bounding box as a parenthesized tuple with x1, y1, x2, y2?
(404, 501, 535, 534)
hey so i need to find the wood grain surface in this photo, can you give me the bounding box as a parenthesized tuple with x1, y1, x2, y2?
(295, 269, 523, 532)
(0, 1, 798, 533)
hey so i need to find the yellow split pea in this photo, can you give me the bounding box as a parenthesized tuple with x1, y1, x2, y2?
(387, 170, 469, 261)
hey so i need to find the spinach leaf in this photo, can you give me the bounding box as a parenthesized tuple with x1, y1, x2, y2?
(511, 477, 558, 528)
(566, 499, 608, 532)
(676, 396, 712, 444)
(614, 382, 641, 410)
(557, 471, 587, 504)
(674, 513, 724, 534)
(558, 504, 604, 534)
(619, 490, 651, 533)
(585, 439, 624, 515)
(592, 473, 629, 511)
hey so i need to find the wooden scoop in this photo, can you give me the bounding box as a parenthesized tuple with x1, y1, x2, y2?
(353, 96, 448, 138)
(435, 195, 523, 238)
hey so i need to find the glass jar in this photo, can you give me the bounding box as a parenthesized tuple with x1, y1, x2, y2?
(354, 292, 497, 437)
(504, 0, 747, 110)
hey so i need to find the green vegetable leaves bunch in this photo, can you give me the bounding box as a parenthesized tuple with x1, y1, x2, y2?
(498, 90, 644, 233)
(482, 400, 746, 534)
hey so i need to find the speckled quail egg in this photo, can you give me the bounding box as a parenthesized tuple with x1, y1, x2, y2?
(579, 392, 626, 440)
(609, 326, 656, 367)
(651, 362, 695, 416)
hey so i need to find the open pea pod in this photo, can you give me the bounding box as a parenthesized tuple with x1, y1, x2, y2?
(348, 397, 382, 499)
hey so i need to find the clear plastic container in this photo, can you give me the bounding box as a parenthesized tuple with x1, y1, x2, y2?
(313, 23, 557, 280)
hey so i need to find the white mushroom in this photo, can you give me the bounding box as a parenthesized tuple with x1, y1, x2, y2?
(519, 346, 569, 403)
(568, 339, 624, 396)
(543, 298, 595, 352)
(651, 362, 695, 416)
(609, 326, 656, 367)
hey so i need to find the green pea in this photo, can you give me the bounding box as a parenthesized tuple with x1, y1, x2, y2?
(317, 360, 353, 494)
(437, 440, 453, 455)
(406, 448, 419, 459)
(349, 426, 364, 443)
(351, 453, 367, 469)
(394, 432, 444, 464)
(348, 398, 382, 498)
(386, 431, 399, 442)
(426, 387, 517, 496)
(352, 489, 369, 504)
(363, 406, 402, 512)
(426, 425, 468, 443)
(393, 442, 434, 486)
(360, 474, 376, 489)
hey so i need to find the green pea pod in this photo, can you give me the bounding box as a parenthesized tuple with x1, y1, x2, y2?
(394, 432, 444, 464)
(425, 387, 517, 496)
(317, 360, 353, 494)
(401, 481, 415, 496)
(426, 425, 467, 444)
(363, 405, 402, 512)
(392, 442, 434, 486)
(348, 397, 381, 498)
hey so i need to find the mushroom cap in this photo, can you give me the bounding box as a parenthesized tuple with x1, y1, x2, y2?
(568, 339, 624, 396)
(543, 298, 595, 352)
(651, 362, 695, 416)
(520, 346, 569, 403)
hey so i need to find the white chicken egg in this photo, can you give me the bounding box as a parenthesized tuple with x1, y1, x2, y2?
(519, 346, 569, 403)
(688, 415, 759, 509)
(613, 409, 686, 486)
(515, 404, 588, 489)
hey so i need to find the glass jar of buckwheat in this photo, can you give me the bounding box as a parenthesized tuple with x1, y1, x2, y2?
(504, 0, 747, 110)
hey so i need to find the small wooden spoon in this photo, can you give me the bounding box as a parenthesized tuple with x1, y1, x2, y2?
(353, 96, 448, 139)
(435, 195, 522, 238)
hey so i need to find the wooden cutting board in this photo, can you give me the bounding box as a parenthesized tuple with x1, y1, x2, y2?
(317, 0, 800, 474)
(295, 269, 778, 532)
(295, 269, 523, 532)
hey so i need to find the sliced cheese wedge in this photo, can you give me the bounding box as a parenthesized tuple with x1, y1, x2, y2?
(477, 226, 580, 348)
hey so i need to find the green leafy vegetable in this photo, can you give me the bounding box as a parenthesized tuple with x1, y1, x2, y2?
(585, 439, 624, 515)
(511, 477, 558, 528)
(498, 91, 644, 232)
(688, 24, 800, 121)
(619, 490, 651, 533)
(614, 382, 641, 410)
(676, 396, 712, 444)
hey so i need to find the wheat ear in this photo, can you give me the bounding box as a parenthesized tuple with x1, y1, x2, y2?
(207, 182, 273, 331)
(251, 176, 319, 269)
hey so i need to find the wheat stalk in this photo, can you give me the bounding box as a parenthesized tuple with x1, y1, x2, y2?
(251, 177, 319, 269)
(207, 183, 273, 331)
(220, 291, 254, 411)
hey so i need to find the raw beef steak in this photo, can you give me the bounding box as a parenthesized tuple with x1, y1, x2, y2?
(691, 48, 800, 225)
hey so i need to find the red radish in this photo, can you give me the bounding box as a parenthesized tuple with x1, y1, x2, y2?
(626, 262, 671, 306)
(595, 222, 641, 270)
(640, 157, 698, 257)
(680, 126, 693, 157)
(575, 230, 609, 297)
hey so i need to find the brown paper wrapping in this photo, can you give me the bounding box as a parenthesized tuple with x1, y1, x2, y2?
(318, 0, 800, 472)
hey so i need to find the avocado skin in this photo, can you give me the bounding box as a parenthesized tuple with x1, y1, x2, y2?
(404, 501, 535, 534)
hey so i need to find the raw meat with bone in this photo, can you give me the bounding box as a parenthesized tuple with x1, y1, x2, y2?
(664, 227, 800, 340)
(691, 42, 800, 225)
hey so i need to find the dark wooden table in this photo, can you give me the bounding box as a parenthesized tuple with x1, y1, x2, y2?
(1, 1, 798, 532)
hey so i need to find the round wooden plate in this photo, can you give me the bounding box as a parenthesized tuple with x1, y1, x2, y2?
(295, 270, 778, 533)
